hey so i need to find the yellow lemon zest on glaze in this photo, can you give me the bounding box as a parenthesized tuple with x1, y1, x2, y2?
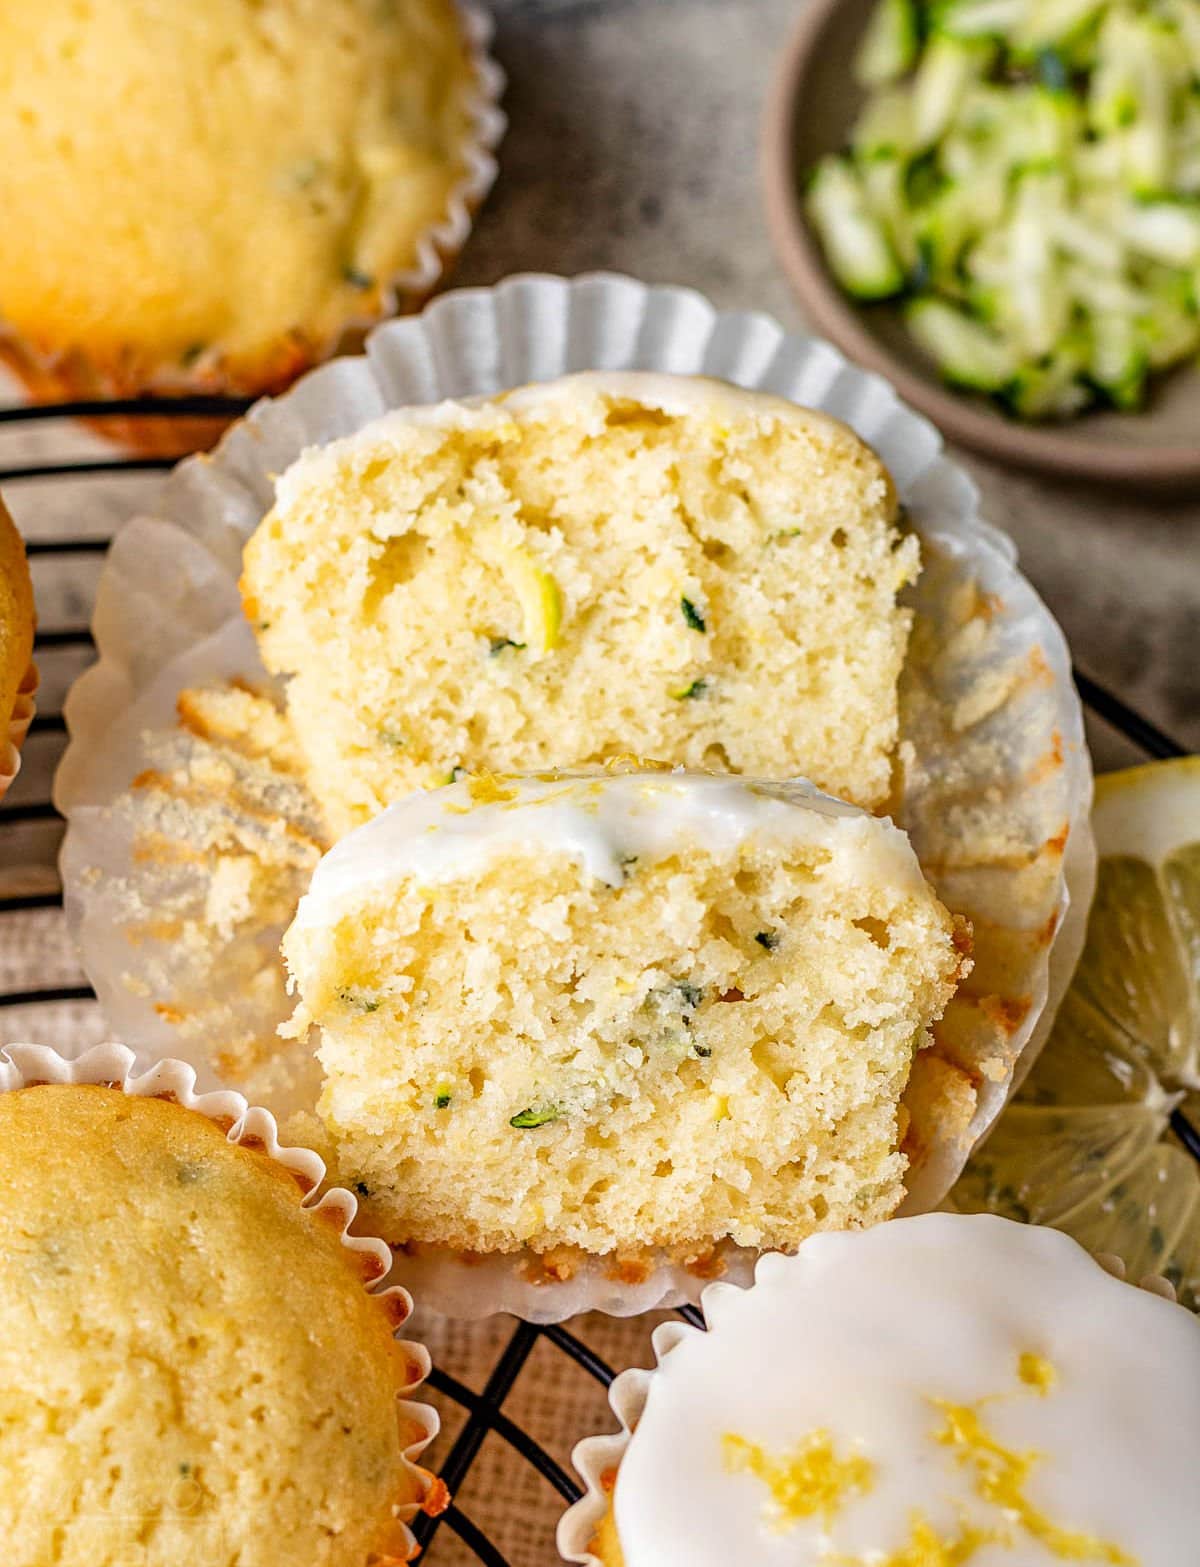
(930, 1363, 1135, 1566)
(1017, 1352, 1058, 1396)
(721, 1429, 874, 1532)
(749, 1358, 1137, 1567)
(828, 1510, 998, 1566)
(467, 771, 519, 807)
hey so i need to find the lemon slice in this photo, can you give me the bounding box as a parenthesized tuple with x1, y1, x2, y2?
(952, 757, 1200, 1308)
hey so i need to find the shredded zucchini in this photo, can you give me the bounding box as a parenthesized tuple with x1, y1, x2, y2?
(807, 0, 1200, 418)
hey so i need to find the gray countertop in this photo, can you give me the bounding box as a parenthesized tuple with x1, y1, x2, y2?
(457, 0, 1199, 767)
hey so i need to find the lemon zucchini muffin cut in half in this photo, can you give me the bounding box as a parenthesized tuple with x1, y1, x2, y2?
(0, 1084, 432, 1567)
(0, 0, 479, 413)
(282, 770, 967, 1265)
(242, 372, 918, 835)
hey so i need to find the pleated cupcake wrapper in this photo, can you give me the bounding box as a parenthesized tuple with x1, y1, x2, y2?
(0, 660, 36, 800)
(0, 0, 504, 419)
(555, 1252, 1178, 1566)
(56, 272, 1095, 1322)
(0, 1041, 443, 1560)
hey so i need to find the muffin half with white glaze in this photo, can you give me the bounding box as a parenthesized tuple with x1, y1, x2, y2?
(561, 1212, 1200, 1566)
(281, 767, 967, 1273)
(242, 372, 918, 834)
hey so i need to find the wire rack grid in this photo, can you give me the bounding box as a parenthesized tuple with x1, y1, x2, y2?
(0, 397, 1193, 1564)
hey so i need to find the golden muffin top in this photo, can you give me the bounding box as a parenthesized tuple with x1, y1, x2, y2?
(0, 1084, 428, 1567)
(0, 0, 475, 391)
(0, 495, 33, 738)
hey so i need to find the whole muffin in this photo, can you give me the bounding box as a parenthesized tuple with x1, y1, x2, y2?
(0, 493, 34, 796)
(241, 372, 917, 836)
(0, 1081, 436, 1566)
(563, 1213, 1200, 1566)
(282, 768, 966, 1270)
(0, 0, 487, 447)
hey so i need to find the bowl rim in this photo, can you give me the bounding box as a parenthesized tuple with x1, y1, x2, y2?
(760, 0, 1200, 490)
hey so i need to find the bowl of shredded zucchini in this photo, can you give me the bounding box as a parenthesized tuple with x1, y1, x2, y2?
(763, 0, 1200, 485)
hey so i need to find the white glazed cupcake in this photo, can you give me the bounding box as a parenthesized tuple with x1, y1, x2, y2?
(561, 1212, 1200, 1566)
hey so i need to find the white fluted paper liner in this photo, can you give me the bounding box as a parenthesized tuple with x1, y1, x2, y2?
(56, 272, 1094, 1322)
(0, 0, 504, 405)
(556, 1246, 1178, 1566)
(0, 661, 36, 799)
(0, 1041, 443, 1558)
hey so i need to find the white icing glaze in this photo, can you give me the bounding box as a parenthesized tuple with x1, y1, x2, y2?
(613, 1213, 1200, 1567)
(275, 369, 848, 509)
(291, 769, 924, 931)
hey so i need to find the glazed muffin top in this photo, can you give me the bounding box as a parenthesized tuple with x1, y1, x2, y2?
(0, 494, 33, 745)
(0, 0, 475, 391)
(0, 1084, 429, 1567)
(596, 1213, 1200, 1567)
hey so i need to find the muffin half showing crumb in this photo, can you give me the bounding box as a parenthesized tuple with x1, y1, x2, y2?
(282, 769, 967, 1268)
(242, 372, 917, 834)
(0, 1073, 438, 1567)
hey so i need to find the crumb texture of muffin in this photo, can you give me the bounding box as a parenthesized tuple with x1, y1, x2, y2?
(0, 1085, 426, 1567)
(243, 372, 916, 834)
(585, 1214, 1200, 1567)
(0, 0, 474, 393)
(282, 769, 965, 1260)
(0, 495, 34, 741)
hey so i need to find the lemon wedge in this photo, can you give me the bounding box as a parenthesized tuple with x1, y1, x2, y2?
(952, 757, 1200, 1308)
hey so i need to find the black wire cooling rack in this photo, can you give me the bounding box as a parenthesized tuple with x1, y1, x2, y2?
(0, 397, 1194, 1565)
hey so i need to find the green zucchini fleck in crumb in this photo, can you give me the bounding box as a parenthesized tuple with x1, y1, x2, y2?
(755, 930, 780, 950)
(338, 988, 380, 1013)
(694, 1043, 713, 1059)
(675, 981, 703, 1008)
(673, 678, 708, 701)
(681, 596, 707, 632)
(489, 637, 527, 656)
(343, 264, 375, 289)
(434, 1090, 452, 1110)
(355, 1181, 372, 1198)
(510, 1105, 564, 1129)
(378, 728, 406, 748)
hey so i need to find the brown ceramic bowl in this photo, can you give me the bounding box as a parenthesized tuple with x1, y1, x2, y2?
(762, 0, 1200, 490)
